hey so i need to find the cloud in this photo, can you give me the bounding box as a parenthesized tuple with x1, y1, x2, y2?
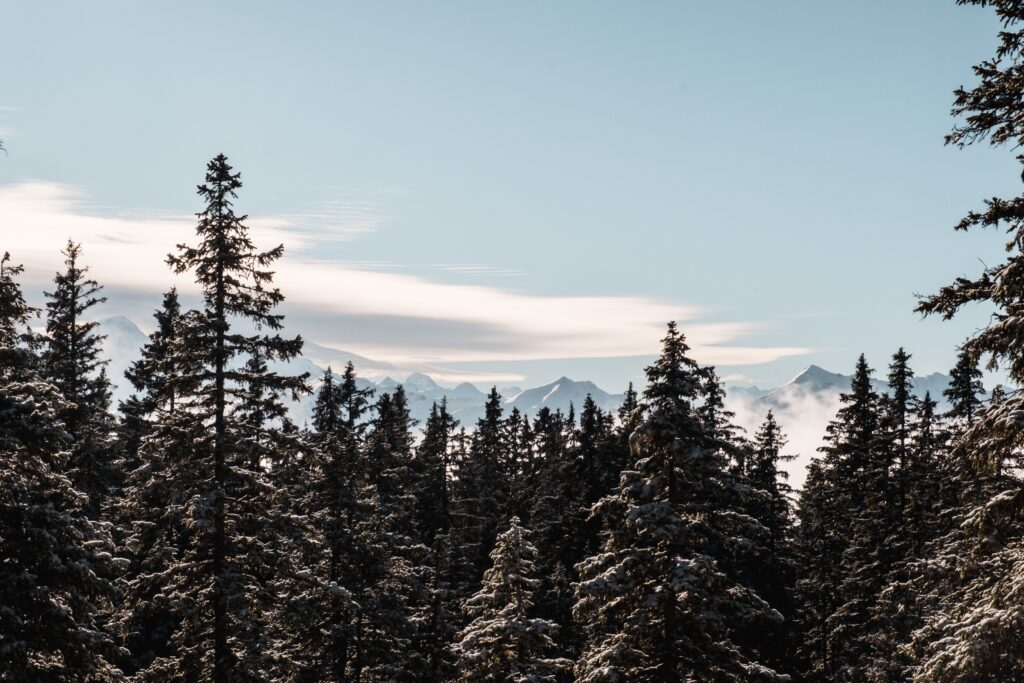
(0, 180, 811, 367)
(431, 263, 523, 277)
(726, 385, 842, 490)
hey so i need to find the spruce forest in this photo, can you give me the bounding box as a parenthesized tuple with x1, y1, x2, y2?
(6, 1, 1024, 681)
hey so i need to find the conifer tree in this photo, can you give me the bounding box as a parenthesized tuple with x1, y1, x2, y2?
(451, 387, 510, 584)
(413, 400, 462, 681)
(284, 361, 373, 681)
(731, 412, 799, 678)
(42, 240, 116, 517)
(943, 345, 984, 428)
(795, 354, 882, 682)
(907, 3, 1024, 676)
(452, 517, 569, 682)
(575, 394, 619, 557)
(415, 398, 459, 544)
(356, 387, 434, 679)
(119, 288, 181, 463)
(870, 392, 949, 683)
(118, 154, 307, 681)
(0, 252, 122, 681)
(111, 290, 186, 676)
(311, 366, 343, 436)
(527, 406, 583, 640)
(574, 322, 784, 682)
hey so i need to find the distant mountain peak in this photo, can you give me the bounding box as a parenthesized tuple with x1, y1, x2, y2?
(404, 373, 439, 391)
(449, 382, 486, 399)
(790, 365, 847, 388)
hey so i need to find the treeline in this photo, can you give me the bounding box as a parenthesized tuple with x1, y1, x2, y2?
(0, 155, 1015, 683)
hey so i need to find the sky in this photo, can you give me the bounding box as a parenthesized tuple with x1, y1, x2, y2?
(0, 1, 1015, 392)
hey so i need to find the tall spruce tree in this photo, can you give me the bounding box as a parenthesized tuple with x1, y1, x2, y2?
(118, 155, 307, 681)
(574, 322, 784, 682)
(415, 399, 458, 545)
(413, 399, 462, 681)
(744, 411, 799, 678)
(795, 354, 882, 682)
(451, 387, 510, 585)
(42, 240, 116, 518)
(0, 252, 122, 681)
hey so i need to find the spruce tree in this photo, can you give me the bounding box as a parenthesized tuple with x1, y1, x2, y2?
(415, 399, 458, 545)
(119, 288, 181, 465)
(795, 354, 882, 682)
(311, 367, 343, 437)
(526, 406, 582, 642)
(42, 240, 116, 518)
(943, 345, 984, 428)
(358, 387, 434, 679)
(284, 360, 373, 681)
(413, 400, 461, 681)
(452, 517, 569, 682)
(907, 3, 1024, 677)
(744, 411, 798, 677)
(0, 253, 122, 681)
(118, 154, 307, 681)
(574, 322, 784, 682)
(451, 387, 510, 584)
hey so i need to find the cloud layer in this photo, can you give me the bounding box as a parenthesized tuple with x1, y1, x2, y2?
(0, 180, 809, 368)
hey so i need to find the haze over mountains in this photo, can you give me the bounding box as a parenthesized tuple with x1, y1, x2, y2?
(99, 315, 961, 486)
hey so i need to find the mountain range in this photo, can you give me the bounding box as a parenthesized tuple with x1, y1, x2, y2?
(97, 316, 626, 428)
(98, 316, 961, 481)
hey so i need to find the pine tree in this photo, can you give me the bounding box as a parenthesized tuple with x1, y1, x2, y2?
(452, 517, 569, 682)
(574, 322, 784, 682)
(413, 400, 462, 680)
(119, 288, 181, 465)
(907, 3, 1024, 677)
(526, 406, 583, 643)
(857, 350, 923, 683)
(795, 354, 882, 682)
(575, 394, 619, 557)
(415, 399, 459, 545)
(943, 345, 984, 428)
(311, 366, 344, 436)
(451, 387, 510, 584)
(118, 154, 307, 681)
(357, 387, 435, 680)
(744, 411, 799, 676)
(111, 290, 186, 676)
(0, 252, 123, 681)
(284, 360, 373, 681)
(42, 240, 116, 518)
(870, 392, 949, 683)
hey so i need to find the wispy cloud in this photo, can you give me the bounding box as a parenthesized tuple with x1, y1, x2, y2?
(431, 263, 523, 277)
(0, 180, 811, 368)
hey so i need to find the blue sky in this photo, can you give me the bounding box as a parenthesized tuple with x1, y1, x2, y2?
(0, 1, 1014, 391)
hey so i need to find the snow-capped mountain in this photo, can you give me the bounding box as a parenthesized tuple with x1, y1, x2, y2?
(756, 364, 955, 414)
(95, 317, 627, 428)
(96, 315, 964, 486)
(725, 364, 961, 489)
(506, 377, 623, 416)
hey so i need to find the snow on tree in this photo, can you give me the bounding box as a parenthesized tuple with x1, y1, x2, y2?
(42, 240, 118, 518)
(452, 517, 569, 682)
(907, 2, 1024, 677)
(573, 322, 785, 682)
(0, 252, 123, 681)
(116, 155, 308, 681)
